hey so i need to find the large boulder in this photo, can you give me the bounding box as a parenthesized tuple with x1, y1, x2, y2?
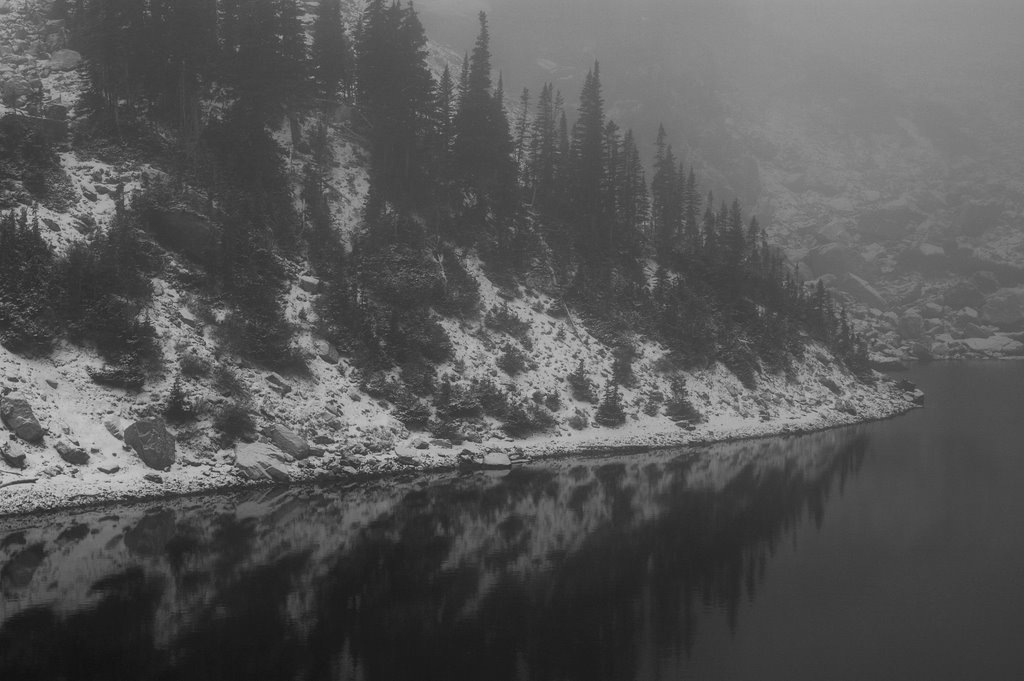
(943, 281, 986, 310)
(235, 442, 292, 481)
(806, 243, 864, 278)
(952, 200, 1003, 236)
(267, 424, 310, 460)
(1, 398, 44, 443)
(48, 49, 82, 71)
(897, 311, 925, 341)
(980, 288, 1024, 329)
(56, 442, 89, 466)
(123, 419, 176, 470)
(963, 336, 1024, 356)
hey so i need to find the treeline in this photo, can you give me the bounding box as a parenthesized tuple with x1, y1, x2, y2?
(2, 1, 869, 396)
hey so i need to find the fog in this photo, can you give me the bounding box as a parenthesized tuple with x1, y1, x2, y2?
(414, 0, 1024, 205)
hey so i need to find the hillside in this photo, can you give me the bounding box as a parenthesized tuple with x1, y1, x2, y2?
(0, 0, 915, 517)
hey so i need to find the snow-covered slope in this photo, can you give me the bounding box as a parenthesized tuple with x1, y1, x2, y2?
(0, 2, 916, 518)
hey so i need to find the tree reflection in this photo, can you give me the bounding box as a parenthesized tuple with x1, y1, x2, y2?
(1, 428, 869, 681)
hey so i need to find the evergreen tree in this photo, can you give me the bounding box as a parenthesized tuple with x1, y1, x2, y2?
(312, 0, 352, 104)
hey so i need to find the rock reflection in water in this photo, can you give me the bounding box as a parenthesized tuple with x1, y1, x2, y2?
(0, 427, 868, 681)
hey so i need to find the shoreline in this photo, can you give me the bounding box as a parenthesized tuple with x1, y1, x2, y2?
(0, 384, 917, 519)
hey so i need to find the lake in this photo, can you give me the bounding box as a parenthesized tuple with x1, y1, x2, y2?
(2, 361, 1023, 680)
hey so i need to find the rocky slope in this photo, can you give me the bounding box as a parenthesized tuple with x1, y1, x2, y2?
(0, 1, 916, 517)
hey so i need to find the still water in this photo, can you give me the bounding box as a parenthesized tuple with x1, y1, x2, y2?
(2, 362, 1023, 680)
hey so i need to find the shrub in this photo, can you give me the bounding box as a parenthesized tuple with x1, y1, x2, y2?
(485, 304, 532, 346)
(179, 352, 211, 378)
(567, 359, 597, 403)
(594, 382, 626, 427)
(664, 378, 703, 424)
(568, 410, 589, 430)
(165, 376, 198, 423)
(0, 209, 57, 355)
(434, 377, 483, 419)
(544, 391, 562, 412)
(501, 398, 556, 437)
(472, 378, 508, 418)
(611, 345, 636, 387)
(214, 402, 256, 445)
(497, 343, 529, 376)
(87, 363, 146, 391)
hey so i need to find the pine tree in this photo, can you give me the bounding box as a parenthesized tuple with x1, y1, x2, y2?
(569, 63, 610, 286)
(277, 0, 310, 103)
(312, 0, 352, 105)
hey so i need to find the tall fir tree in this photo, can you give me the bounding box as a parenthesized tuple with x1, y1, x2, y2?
(312, 0, 352, 104)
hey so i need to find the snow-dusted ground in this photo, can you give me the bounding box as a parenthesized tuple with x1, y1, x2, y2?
(0, 1, 918, 519)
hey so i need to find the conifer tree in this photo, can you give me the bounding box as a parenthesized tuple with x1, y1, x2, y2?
(312, 0, 352, 104)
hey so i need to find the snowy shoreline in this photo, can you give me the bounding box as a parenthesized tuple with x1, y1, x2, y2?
(0, 381, 916, 519)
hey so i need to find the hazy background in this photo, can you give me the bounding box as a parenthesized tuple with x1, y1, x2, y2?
(413, 0, 1024, 207)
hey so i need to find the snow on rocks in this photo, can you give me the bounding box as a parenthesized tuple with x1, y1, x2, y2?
(123, 420, 176, 470)
(1, 397, 44, 443)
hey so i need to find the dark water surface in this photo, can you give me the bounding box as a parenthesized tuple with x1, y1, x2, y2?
(2, 362, 1023, 680)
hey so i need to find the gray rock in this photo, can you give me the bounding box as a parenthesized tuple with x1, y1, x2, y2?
(123, 419, 176, 470)
(266, 373, 292, 396)
(1, 441, 26, 468)
(1, 397, 44, 443)
(943, 281, 986, 310)
(178, 308, 200, 328)
(314, 339, 340, 364)
(99, 465, 120, 475)
(104, 419, 122, 439)
(963, 336, 1024, 356)
(144, 473, 163, 484)
(267, 424, 310, 459)
(981, 288, 1024, 329)
(298, 276, 322, 293)
(410, 437, 429, 450)
(47, 49, 82, 71)
(897, 312, 925, 341)
(952, 200, 1003, 236)
(56, 442, 89, 465)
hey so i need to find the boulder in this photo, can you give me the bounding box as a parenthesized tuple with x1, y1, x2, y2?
(123, 419, 176, 470)
(458, 446, 511, 470)
(235, 441, 293, 480)
(897, 312, 925, 341)
(1, 398, 44, 443)
(314, 339, 340, 364)
(47, 49, 82, 71)
(980, 288, 1024, 329)
(266, 373, 292, 396)
(1, 441, 26, 469)
(298, 276, 322, 293)
(267, 424, 310, 459)
(56, 442, 89, 466)
(963, 336, 1024, 356)
(943, 281, 985, 310)
(841, 274, 888, 309)
(952, 200, 1003, 236)
(238, 440, 294, 464)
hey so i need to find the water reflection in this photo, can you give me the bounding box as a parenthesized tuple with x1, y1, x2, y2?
(1, 427, 869, 681)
